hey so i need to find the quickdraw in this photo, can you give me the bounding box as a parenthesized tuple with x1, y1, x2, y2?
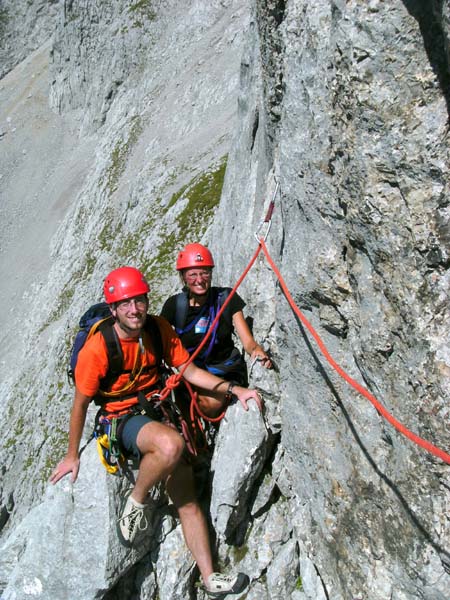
(254, 179, 278, 243)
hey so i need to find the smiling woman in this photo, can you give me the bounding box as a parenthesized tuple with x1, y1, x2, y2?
(160, 243, 272, 417)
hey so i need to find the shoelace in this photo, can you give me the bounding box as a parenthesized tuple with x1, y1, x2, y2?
(118, 505, 148, 536)
(210, 574, 234, 584)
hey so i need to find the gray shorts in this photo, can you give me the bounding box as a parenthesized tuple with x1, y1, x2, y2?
(119, 414, 153, 459)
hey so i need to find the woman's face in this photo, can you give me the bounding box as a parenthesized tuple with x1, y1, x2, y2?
(182, 268, 212, 296)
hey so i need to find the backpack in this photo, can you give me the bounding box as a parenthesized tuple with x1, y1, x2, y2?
(67, 302, 164, 398)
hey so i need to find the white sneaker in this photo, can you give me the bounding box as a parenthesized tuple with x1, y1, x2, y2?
(116, 491, 148, 547)
(204, 572, 250, 597)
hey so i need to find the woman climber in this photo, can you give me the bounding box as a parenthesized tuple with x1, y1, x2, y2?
(160, 243, 272, 416)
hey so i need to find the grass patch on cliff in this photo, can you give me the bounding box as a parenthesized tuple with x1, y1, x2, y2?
(0, 7, 8, 34)
(128, 0, 156, 27)
(98, 209, 120, 253)
(232, 543, 249, 563)
(105, 116, 143, 194)
(141, 156, 228, 303)
(175, 157, 227, 215)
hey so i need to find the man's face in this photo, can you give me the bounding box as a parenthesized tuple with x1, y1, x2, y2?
(112, 294, 148, 334)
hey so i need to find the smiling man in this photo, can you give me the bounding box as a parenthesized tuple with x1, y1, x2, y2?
(50, 266, 260, 597)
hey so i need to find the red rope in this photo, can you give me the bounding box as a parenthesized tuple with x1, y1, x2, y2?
(259, 239, 450, 465)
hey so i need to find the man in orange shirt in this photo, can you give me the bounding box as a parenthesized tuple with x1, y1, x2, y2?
(51, 266, 262, 597)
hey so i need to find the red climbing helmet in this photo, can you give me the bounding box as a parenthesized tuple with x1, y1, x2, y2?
(176, 243, 215, 270)
(103, 267, 150, 304)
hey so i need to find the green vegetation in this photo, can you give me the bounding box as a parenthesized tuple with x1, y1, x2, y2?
(141, 156, 228, 303)
(98, 209, 119, 253)
(105, 116, 143, 194)
(173, 157, 227, 238)
(167, 158, 227, 213)
(39, 273, 78, 331)
(295, 576, 303, 591)
(14, 416, 24, 437)
(45, 381, 66, 406)
(24, 455, 34, 470)
(232, 543, 249, 563)
(4, 437, 15, 449)
(128, 0, 156, 26)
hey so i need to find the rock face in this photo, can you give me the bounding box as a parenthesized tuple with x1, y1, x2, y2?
(0, 1, 449, 599)
(0, 0, 60, 78)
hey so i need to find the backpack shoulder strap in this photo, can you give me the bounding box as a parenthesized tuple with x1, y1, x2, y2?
(215, 287, 232, 329)
(174, 291, 189, 333)
(98, 318, 123, 385)
(173, 288, 233, 333)
(143, 315, 164, 371)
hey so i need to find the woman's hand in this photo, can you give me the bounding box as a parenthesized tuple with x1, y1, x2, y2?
(250, 345, 272, 369)
(233, 312, 272, 369)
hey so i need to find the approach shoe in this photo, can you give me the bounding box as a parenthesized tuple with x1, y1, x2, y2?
(116, 491, 148, 547)
(204, 572, 250, 597)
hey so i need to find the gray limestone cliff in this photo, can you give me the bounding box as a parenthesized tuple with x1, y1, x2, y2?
(0, 1, 449, 599)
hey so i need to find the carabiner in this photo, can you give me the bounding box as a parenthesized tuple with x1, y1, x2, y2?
(254, 180, 279, 243)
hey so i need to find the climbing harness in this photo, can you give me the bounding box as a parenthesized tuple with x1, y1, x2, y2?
(92, 413, 133, 479)
(138, 387, 199, 456)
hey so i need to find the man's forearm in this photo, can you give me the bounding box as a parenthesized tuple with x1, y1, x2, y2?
(66, 392, 90, 458)
(182, 363, 229, 398)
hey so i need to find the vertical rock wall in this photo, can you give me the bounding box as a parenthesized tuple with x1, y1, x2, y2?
(0, 0, 448, 599)
(0, 0, 59, 78)
(211, 0, 449, 598)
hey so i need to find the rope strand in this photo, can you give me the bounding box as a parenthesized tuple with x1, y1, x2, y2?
(259, 239, 450, 465)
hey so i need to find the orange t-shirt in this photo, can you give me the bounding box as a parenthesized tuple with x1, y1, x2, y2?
(75, 315, 189, 413)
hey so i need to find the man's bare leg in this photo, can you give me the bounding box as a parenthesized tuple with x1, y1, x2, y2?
(132, 421, 185, 503)
(166, 460, 214, 582)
